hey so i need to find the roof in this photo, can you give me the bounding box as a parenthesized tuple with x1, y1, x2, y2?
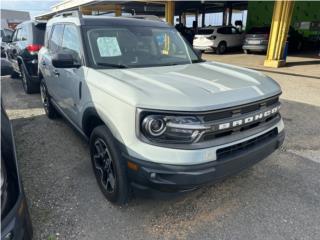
(47, 15, 170, 28)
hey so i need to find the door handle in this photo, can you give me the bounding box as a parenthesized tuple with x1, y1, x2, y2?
(53, 69, 60, 77)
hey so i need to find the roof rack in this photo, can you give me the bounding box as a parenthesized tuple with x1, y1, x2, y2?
(53, 10, 83, 19)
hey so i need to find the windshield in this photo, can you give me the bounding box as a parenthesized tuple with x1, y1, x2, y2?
(248, 27, 270, 34)
(86, 25, 200, 68)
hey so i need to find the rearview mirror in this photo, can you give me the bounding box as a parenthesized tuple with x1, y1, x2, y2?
(52, 53, 81, 68)
(1, 58, 14, 76)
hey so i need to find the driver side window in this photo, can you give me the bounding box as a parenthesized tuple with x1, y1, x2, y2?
(61, 24, 81, 63)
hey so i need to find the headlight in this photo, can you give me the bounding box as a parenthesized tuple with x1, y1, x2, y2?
(139, 113, 209, 144)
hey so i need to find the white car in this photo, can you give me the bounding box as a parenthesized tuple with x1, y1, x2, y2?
(39, 13, 284, 204)
(193, 26, 245, 54)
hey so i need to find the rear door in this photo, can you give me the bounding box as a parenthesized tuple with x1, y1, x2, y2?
(230, 27, 244, 47)
(56, 23, 84, 125)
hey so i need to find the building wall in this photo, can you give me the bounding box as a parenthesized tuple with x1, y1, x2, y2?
(246, 1, 320, 36)
(1, 9, 30, 29)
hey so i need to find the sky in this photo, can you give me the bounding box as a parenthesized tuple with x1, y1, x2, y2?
(1, 0, 61, 19)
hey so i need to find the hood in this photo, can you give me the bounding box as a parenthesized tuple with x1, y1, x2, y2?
(94, 61, 281, 111)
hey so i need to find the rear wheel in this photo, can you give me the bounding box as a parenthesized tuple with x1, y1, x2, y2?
(216, 42, 227, 54)
(11, 70, 20, 79)
(40, 80, 58, 119)
(90, 125, 130, 205)
(20, 64, 38, 94)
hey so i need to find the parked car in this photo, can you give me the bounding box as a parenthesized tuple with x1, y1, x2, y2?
(193, 26, 245, 54)
(6, 20, 46, 94)
(243, 26, 303, 54)
(39, 12, 285, 205)
(1, 28, 14, 58)
(1, 58, 33, 240)
(243, 26, 270, 54)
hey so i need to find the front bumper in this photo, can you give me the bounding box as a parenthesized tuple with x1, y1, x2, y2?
(1, 194, 33, 240)
(124, 129, 285, 194)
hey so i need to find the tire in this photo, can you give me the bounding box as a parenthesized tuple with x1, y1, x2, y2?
(40, 80, 59, 119)
(90, 125, 130, 205)
(216, 42, 227, 55)
(11, 70, 20, 79)
(20, 64, 39, 94)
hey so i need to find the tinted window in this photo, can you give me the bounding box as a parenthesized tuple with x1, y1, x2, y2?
(248, 27, 270, 34)
(197, 29, 215, 35)
(217, 27, 227, 34)
(33, 23, 46, 44)
(49, 24, 64, 52)
(231, 27, 239, 34)
(61, 24, 81, 60)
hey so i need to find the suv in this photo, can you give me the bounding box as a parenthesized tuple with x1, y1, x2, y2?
(6, 20, 46, 94)
(193, 26, 244, 54)
(39, 12, 285, 205)
(243, 26, 303, 54)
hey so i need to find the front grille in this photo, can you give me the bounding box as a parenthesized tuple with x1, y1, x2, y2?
(198, 96, 281, 142)
(216, 128, 278, 160)
(202, 96, 279, 122)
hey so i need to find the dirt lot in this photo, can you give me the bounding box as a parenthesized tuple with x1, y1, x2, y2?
(2, 54, 320, 240)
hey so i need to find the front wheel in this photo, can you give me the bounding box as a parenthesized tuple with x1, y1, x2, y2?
(40, 80, 58, 119)
(90, 125, 130, 205)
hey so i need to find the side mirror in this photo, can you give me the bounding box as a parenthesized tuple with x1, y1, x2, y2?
(52, 53, 81, 68)
(193, 48, 202, 58)
(2, 35, 12, 43)
(1, 58, 14, 76)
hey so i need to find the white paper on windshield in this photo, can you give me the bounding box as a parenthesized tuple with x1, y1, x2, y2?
(97, 37, 121, 57)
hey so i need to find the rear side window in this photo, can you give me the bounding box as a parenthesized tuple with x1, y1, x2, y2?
(217, 27, 227, 34)
(49, 24, 64, 52)
(197, 29, 214, 35)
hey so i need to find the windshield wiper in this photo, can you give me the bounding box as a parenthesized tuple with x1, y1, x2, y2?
(192, 59, 206, 63)
(96, 62, 128, 69)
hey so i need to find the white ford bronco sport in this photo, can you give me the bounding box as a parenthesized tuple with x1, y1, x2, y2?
(38, 12, 285, 205)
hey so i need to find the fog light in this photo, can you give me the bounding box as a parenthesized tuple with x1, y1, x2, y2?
(150, 173, 156, 179)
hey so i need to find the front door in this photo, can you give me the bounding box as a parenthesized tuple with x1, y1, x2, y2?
(56, 24, 84, 125)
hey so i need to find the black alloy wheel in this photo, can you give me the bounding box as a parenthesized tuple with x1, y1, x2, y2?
(90, 125, 129, 205)
(92, 138, 116, 193)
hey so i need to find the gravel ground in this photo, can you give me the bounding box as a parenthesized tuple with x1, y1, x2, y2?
(1, 62, 320, 240)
